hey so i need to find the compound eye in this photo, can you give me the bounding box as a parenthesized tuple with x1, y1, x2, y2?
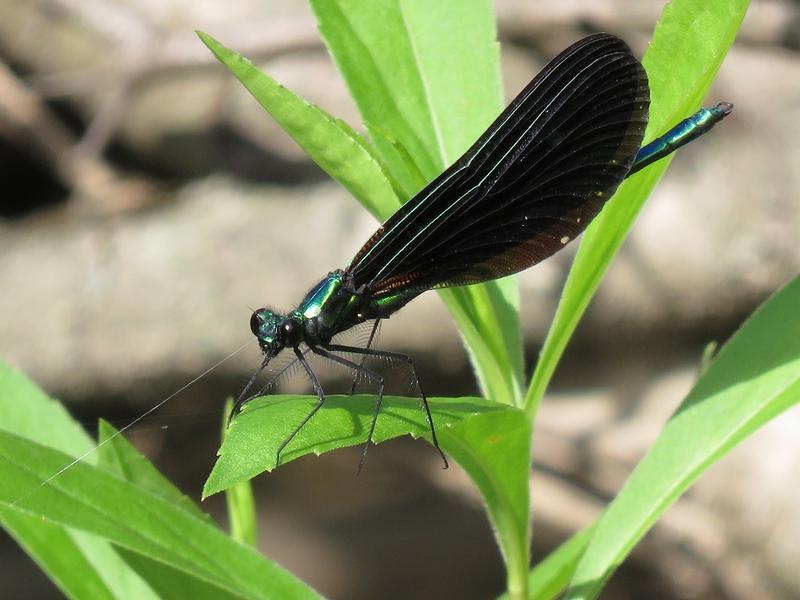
(283, 321, 294, 334)
(249, 310, 262, 335)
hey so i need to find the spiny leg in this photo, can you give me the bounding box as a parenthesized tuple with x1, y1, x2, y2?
(311, 345, 385, 475)
(248, 347, 312, 405)
(229, 356, 270, 425)
(229, 349, 311, 425)
(325, 343, 449, 470)
(349, 319, 381, 395)
(275, 347, 326, 468)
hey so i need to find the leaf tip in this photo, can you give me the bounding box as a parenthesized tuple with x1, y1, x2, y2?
(195, 30, 212, 45)
(201, 479, 221, 500)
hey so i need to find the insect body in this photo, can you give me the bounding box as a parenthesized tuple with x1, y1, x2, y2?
(233, 33, 731, 472)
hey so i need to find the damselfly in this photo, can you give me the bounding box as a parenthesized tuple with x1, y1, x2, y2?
(232, 33, 732, 472)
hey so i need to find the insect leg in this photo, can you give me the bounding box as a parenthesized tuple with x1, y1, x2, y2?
(311, 346, 385, 475)
(348, 319, 381, 395)
(324, 344, 449, 470)
(275, 347, 326, 468)
(229, 356, 270, 425)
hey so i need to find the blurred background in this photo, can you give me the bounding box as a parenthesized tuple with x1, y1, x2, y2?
(1, 0, 799, 598)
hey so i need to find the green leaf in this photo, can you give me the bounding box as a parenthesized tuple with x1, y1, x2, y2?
(97, 420, 209, 522)
(567, 274, 800, 597)
(205, 395, 513, 496)
(222, 399, 258, 547)
(362, 121, 428, 199)
(3, 514, 119, 600)
(0, 364, 312, 598)
(116, 548, 245, 600)
(515, 526, 594, 600)
(309, 0, 523, 408)
(197, 31, 401, 219)
(0, 364, 158, 599)
(207, 392, 531, 599)
(0, 363, 94, 455)
(0, 430, 320, 600)
(310, 0, 503, 181)
(526, 0, 749, 416)
(67, 529, 160, 600)
(440, 281, 523, 407)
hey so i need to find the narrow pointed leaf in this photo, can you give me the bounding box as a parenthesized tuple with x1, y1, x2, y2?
(0, 430, 320, 599)
(207, 391, 530, 598)
(116, 548, 245, 600)
(205, 395, 515, 496)
(97, 420, 209, 522)
(310, 0, 522, 407)
(198, 31, 400, 218)
(0, 365, 156, 599)
(3, 514, 119, 600)
(310, 0, 502, 170)
(568, 274, 800, 597)
(526, 0, 749, 415)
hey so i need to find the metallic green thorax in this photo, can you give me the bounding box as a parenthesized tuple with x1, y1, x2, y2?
(250, 270, 419, 355)
(297, 271, 419, 341)
(299, 273, 344, 319)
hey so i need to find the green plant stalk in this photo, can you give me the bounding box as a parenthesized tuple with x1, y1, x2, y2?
(497, 525, 596, 600)
(307, 3, 529, 593)
(438, 410, 531, 600)
(201, 6, 530, 593)
(222, 399, 257, 547)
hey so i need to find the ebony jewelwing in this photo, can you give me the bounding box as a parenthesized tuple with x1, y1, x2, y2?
(231, 33, 732, 473)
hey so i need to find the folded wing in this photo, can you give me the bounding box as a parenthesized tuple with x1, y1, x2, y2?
(348, 33, 649, 296)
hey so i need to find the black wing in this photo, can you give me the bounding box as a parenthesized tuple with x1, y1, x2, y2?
(347, 33, 649, 297)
